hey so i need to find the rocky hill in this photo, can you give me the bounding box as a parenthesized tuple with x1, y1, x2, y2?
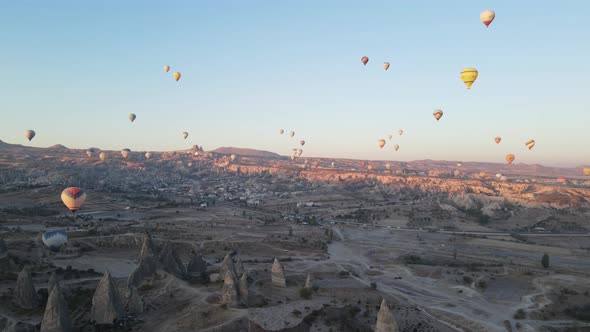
(211, 147, 281, 159)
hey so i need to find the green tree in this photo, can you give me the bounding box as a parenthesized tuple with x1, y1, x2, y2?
(542, 253, 549, 268)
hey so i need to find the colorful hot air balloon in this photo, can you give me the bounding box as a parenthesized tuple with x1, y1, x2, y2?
(367, 165, 374, 171)
(230, 154, 237, 161)
(182, 132, 189, 140)
(393, 144, 399, 151)
(480, 9, 496, 27)
(433, 109, 443, 121)
(42, 230, 68, 251)
(387, 134, 393, 140)
(289, 131, 295, 138)
(457, 162, 463, 168)
(361, 56, 369, 66)
(61, 187, 87, 213)
(145, 152, 152, 160)
(460, 68, 478, 89)
(505, 154, 515, 164)
(99, 152, 107, 162)
(377, 139, 386, 149)
(494, 137, 502, 144)
(121, 148, 131, 159)
(279, 129, 284, 135)
(128, 113, 136, 122)
(24, 130, 36, 141)
(163, 65, 170, 72)
(398, 129, 404, 136)
(525, 139, 535, 150)
(583, 167, 590, 176)
(173, 72, 181, 81)
(300, 140, 305, 146)
(383, 62, 390, 71)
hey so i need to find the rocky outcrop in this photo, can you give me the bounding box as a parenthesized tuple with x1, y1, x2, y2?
(126, 287, 143, 315)
(375, 299, 398, 332)
(186, 253, 208, 279)
(41, 282, 72, 332)
(271, 258, 286, 288)
(13, 267, 39, 309)
(48, 272, 58, 296)
(235, 258, 245, 277)
(220, 270, 239, 306)
(239, 272, 249, 306)
(304, 273, 312, 289)
(138, 231, 156, 263)
(158, 241, 186, 279)
(127, 255, 159, 289)
(91, 271, 124, 325)
(217, 253, 237, 282)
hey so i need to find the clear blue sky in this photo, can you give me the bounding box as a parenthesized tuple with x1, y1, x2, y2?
(1, 1, 589, 167)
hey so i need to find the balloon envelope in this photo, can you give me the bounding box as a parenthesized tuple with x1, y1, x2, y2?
(525, 139, 535, 150)
(61, 187, 86, 212)
(182, 132, 189, 140)
(460, 68, 478, 89)
(383, 62, 390, 70)
(480, 9, 496, 27)
(163, 65, 170, 72)
(398, 130, 403, 136)
(24, 130, 36, 141)
(583, 167, 590, 176)
(128, 113, 136, 122)
(121, 149, 131, 159)
(42, 230, 68, 251)
(289, 131, 295, 138)
(377, 139, 386, 148)
(300, 140, 305, 146)
(230, 154, 237, 161)
(279, 129, 284, 135)
(494, 137, 502, 144)
(173, 72, 181, 81)
(505, 154, 515, 164)
(433, 109, 443, 121)
(361, 56, 369, 65)
(393, 144, 399, 151)
(145, 152, 152, 160)
(99, 152, 107, 161)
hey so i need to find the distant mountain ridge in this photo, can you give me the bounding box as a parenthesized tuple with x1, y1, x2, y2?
(211, 147, 281, 159)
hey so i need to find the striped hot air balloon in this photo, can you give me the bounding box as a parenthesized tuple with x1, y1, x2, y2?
(460, 67, 478, 89)
(42, 230, 68, 251)
(61, 187, 87, 212)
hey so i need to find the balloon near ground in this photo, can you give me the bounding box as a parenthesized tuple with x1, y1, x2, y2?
(99, 152, 107, 161)
(24, 130, 36, 141)
(460, 68, 478, 89)
(505, 154, 515, 164)
(121, 148, 131, 159)
(61, 187, 87, 212)
(145, 152, 152, 160)
(42, 230, 67, 251)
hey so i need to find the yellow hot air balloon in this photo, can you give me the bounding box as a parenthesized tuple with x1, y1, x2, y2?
(505, 154, 515, 164)
(393, 144, 399, 151)
(460, 67, 478, 89)
(583, 167, 590, 176)
(377, 139, 386, 149)
(383, 62, 390, 70)
(480, 9, 496, 27)
(99, 152, 107, 162)
(494, 137, 501, 144)
(61, 187, 87, 213)
(128, 113, 136, 122)
(433, 109, 443, 121)
(24, 130, 36, 141)
(525, 139, 535, 150)
(361, 56, 369, 66)
(163, 65, 170, 72)
(173, 72, 181, 81)
(367, 165, 374, 171)
(182, 131, 189, 140)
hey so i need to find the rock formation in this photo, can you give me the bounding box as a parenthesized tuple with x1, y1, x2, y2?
(91, 271, 124, 325)
(186, 253, 208, 280)
(126, 287, 143, 315)
(48, 272, 58, 296)
(13, 267, 39, 309)
(0, 236, 8, 270)
(218, 253, 237, 282)
(220, 270, 239, 306)
(304, 273, 313, 289)
(239, 272, 249, 306)
(235, 258, 245, 277)
(375, 299, 398, 332)
(271, 258, 286, 288)
(158, 241, 186, 279)
(138, 231, 156, 263)
(41, 282, 72, 332)
(127, 255, 159, 289)
(0, 236, 7, 256)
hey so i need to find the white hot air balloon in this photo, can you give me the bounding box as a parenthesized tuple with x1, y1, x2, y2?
(42, 230, 68, 251)
(377, 139, 386, 149)
(230, 154, 237, 161)
(289, 131, 295, 138)
(145, 152, 152, 160)
(387, 134, 393, 140)
(393, 144, 399, 151)
(182, 132, 189, 140)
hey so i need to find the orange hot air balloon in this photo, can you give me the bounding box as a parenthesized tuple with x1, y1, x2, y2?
(505, 154, 515, 164)
(163, 65, 170, 72)
(494, 137, 501, 144)
(173, 72, 181, 81)
(61, 187, 87, 212)
(367, 165, 374, 171)
(377, 139, 386, 148)
(361, 56, 369, 66)
(583, 167, 590, 176)
(433, 109, 443, 121)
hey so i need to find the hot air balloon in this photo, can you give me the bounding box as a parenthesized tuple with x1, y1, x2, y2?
(331, 161, 336, 168)
(300, 140, 305, 146)
(42, 230, 68, 251)
(385, 163, 391, 170)
(173, 72, 181, 81)
(377, 139, 386, 148)
(583, 167, 590, 176)
(99, 152, 107, 162)
(525, 139, 535, 150)
(500, 176, 508, 182)
(457, 162, 463, 168)
(496, 173, 502, 179)
(387, 134, 393, 140)
(121, 148, 131, 159)
(367, 165, 374, 171)
(230, 154, 237, 161)
(182, 131, 189, 140)
(163, 65, 170, 72)
(290, 155, 295, 160)
(361, 56, 369, 66)
(128, 113, 136, 122)
(279, 129, 284, 135)
(297, 149, 303, 157)
(393, 144, 399, 151)
(383, 62, 390, 70)
(86, 148, 98, 157)
(460, 68, 478, 89)
(145, 152, 152, 160)
(398, 130, 404, 136)
(480, 9, 496, 27)
(505, 154, 515, 164)
(24, 130, 36, 141)
(289, 131, 295, 138)
(61, 187, 86, 213)
(494, 137, 502, 144)
(291, 148, 298, 156)
(433, 109, 443, 121)
(359, 161, 366, 168)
